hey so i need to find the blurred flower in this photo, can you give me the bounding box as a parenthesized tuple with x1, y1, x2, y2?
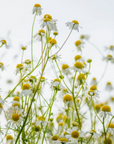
(104, 45, 114, 51)
(103, 54, 113, 62)
(0, 39, 9, 49)
(33, 29, 45, 41)
(0, 62, 5, 71)
(80, 34, 90, 40)
(75, 40, 84, 51)
(32, 4, 42, 16)
(105, 82, 113, 91)
(99, 105, 112, 118)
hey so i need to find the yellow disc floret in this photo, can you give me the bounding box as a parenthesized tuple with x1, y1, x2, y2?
(51, 135, 58, 141)
(71, 130, 79, 138)
(35, 126, 41, 132)
(56, 114, 63, 122)
(75, 40, 81, 47)
(43, 18, 51, 22)
(49, 39, 57, 45)
(25, 59, 31, 64)
(12, 113, 20, 121)
(38, 116, 45, 121)
(74, 62, 83, 69)
(59, 138, 68, 142)
(44, 14, 52, 19)
(12, 103, 20, 108)
(107, 82, 111, 85)
(16, 64, 23, 68)
(72, 20, 79, 25)
(63, 94, 73, 102)
(58, 122, 64, 126)
(21, 46, 26, 50)
(1, 40, 7, 44)
(22, 83, 31, 90)
(62, 64, 69, 70)
(103, 138, 112, 144)
(0, 104, 3, 108)
(54, 78, 60, 82)
(0, 62, 4, 66)
(107, 123, 114, 128)
(101, 105, 111, 112)
(6, 135, 13, 141)
(34, 4, 41, 7)
(74, 55, 81, 61)
(94, 104, 101, 111)
(107, 54, 113, 58)
(77, 73, 85, 80)
(38, 29, 45, 34)
(88, 90, 95, 96)
(91, 130, 96, 133)
(53, 31, 58, 36)
(90, 85, 97, 90)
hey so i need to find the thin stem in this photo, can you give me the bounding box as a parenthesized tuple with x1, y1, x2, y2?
(103, 117, 107, 144)
(21, 50, 24, 63)
(41, 37, 43, 71)
(86, 134, 93, 144)
(31, 12, 37, 69)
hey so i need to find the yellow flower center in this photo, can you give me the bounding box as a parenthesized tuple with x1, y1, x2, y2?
(90, 85, 97, 90)
(43, 18, 51, 22)
(107, 54, 113, 58)
(53, 31, 58, 36)
(6, 135, 13, 140)
(63, 115, 67, 122)
(77, 73, 85, 80)
(1, 39, 7, 44)
(91, 130, 96, 133)
(12, 103, 20, 108)
(63, 131, 69, 135)
(74, 62, 83, 69)
(93, 77, 96, 80)
(25, 59, 31, 64)
(22, 83, 31, 90)
(74, 55, 81, 61)
(107, 82, 111, 85)
(107, 123, 114, 128)
(0, 104, 3, 108)
(12, 113, 20, 121)
(63, 94, 73, 102)
(59, 138, 68, 142)
(94, 104, 101, 110)
(16, 64, 23, 68)
(54, 78, 60, 82)
(71, 130, 79, 139)
(34, 4, 41, 7)
(88, 90, 95, 96)
(38, 29, 45, 34)
(72, 122, 78, 126)
(75, 40, 81, 46)
(51, 135, 58, 141)
(44, 14, 52, 19)
(62, 64, 69, 70)
(101, 105, 111, 112)
(38, 116, 45, 121)
(14, 93, 20, 98)
(49, 39, 57, 45)
(110, 45, 114, 49)
(0, 62, 4, 66)
(111, 97, 114, 101)
(35, 126, 41, 132)
(58, 122, 64, 126)
(72, 20, 79, 25)
(103, 138, 112, 144)
(80, 35, 85, 39)
(21, 46, 26, 50)
(56, 114, 63, 122)
(87, 59, 92, 63)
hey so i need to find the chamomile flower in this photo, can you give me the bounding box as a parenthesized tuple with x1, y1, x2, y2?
(99, 105, 112, 118)
(104, 45, 114, 51)
(76, 73, 85, 85)
(50, 78, 62, 91)
(74, 55, 85, 62)
(6, 135, 14, 144)
(48, 39, 58, 48)
(90, 77, 97, 85)
(21, 45, 27, 50)
(15, 63, 24, 75)
(32, 4, 42, 16)
(66, 20, 82, 32)
(63, 94, 73, 107)
(90, 85, 99, 95)
(33, 29, 45, 41)
(40, 14, 57, 31)
(0, 62, 5, 71)
(50, 54, 61, 61)
(7, 106, 24, 128)
(105, 82, 113, 91)
(56, 114, 63, 123)
(31, 122, 41, 134)
(36, 116, 47, 127)
(61, 64, 71, 75)
(71, 61, 85, 73)
(0, 39, 9, 49)
(103, 138, 112, 144)
(85, 130, 100, 139)
(20, 83, 32, 96)
(85, 89, 99, 101)
(103, 54, 113, 62)
(107, 123, 114, 134)
(94, 104, 101, 113)
(80, 34, 90, 40)
(48, 134, 59, 144)
(59, 137, 68, 143)
(75, 40, 84, 51)
(0, 103, 3, 114)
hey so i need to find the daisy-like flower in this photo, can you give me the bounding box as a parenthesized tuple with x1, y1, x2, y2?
(29, 75, 37, 83)
(76, 73, 85, 85)
(74, 55, 85, 62)
(94, 104, 101, 113)
(21, 45, 27, 51)
(103, 54, 113, 62)
(103, 138, 112, 144)
(7, 106, 24, 128)
(50, 54, 61, 61)
(31, 122, 41, 134)
(107, 123, 114, 135)
(48, 38, 58, 48)
(53, 31, 58, 36)
(56, 114, 63, 123)
(104, 45, 114, 51)
(59, 137, 68, 143)
(90, 77, 97, 85)
(85, 130, 100, 139)
(80, 34, 90, 40)
(33, 29, 45, 41)
(22, 59, 31, 75)
(75, 40, 84, 51)
(0, 62, 5, 71)
(47, 134, 59, 144)
(63, 94, 73, 107)
(0, 39, 9, 49)
(20, 83, 32, 96)
(105, 82, 113, 91)
(61, 64, 71, 75)
(6, 135, 14, 144)
(99, 105, 112, 118)
(90, 85, 99, 95)
(50, 78, 62, 91)
(12, 96, 20, 105)
(15, 63, 24, 75)
(40, 14, 57, 31)
(71, 61, 85, 73)
(66, 20, 82, 32)
(36, 116, 47, 127)
(32, 3, 42, 16)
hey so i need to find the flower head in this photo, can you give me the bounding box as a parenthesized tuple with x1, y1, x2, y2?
(20, 83, 32, 96)
(32, 4, 42, 16)
(105, 82, 113, 91)
(75, 40, 84, 51)
(33, 29, 45, 41)
(0, 62, 5, 71)
(0, 39, 9, 48)
(63, 94, 73, 107)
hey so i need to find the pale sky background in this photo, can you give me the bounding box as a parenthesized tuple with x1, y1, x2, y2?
(0, 0, 114, 137)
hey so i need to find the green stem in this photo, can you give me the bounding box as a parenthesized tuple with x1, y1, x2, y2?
(86, 134, 93, 144)
(31, 12, 37, 69)
(21, 50, 24, 63)
(103, 117, 107, 144)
